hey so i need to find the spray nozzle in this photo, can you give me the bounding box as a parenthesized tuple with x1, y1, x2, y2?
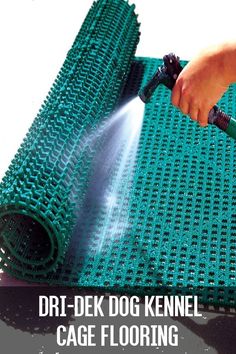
(139, 53, 183, 103)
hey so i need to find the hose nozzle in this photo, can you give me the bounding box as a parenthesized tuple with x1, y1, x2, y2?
(139, 53, 182, 103)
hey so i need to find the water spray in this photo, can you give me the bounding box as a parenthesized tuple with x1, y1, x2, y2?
(139, 53, 236, 140)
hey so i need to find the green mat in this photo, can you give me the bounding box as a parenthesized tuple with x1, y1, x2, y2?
(0, 0, 236, 308)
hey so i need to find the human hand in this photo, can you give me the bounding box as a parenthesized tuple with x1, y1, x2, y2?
(171, 45, 231, 127)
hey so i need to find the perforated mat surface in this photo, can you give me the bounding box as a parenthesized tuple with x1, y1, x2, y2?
(0, 0, 236, 307)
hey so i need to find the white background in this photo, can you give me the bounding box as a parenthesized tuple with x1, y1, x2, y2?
(0, 0, 235, 180)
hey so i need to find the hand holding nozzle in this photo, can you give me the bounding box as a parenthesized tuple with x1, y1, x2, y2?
(139, 53, 236, 140)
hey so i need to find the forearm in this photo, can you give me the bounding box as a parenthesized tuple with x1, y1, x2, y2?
(197, 41, 236, 86)
(220, 41, 236, 85)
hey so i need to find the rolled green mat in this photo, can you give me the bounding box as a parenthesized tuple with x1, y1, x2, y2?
(1, 0, 236, 309)
(0, 0, 140, 281)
